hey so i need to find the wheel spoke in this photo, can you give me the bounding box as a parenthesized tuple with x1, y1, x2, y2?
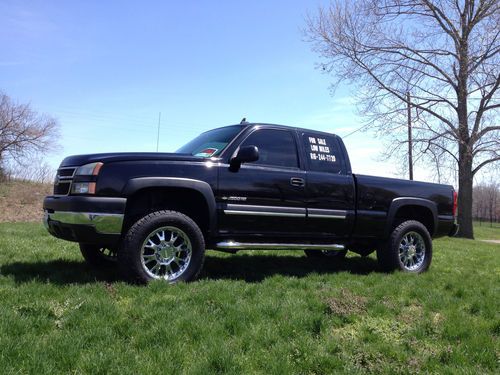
(170, 232, 179, 244)
(141, 226, 193, 281)
(398, 231, 426, 271)
(150, 263, 161, 275)
(156, 231, 165, 242)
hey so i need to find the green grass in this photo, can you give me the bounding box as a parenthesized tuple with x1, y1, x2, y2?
(474, 221, 500, 240)
(0, 223, 499, 374)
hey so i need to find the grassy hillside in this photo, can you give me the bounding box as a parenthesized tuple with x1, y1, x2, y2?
(0, 222, 498, 374)
(0, 181, 52, 223)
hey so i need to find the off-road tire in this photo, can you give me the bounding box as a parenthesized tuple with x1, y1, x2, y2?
(79, 244, 117, 267)
(304, 249, 348, 260)
(118, 210, 205, 284)
(377, 220, 432, 273)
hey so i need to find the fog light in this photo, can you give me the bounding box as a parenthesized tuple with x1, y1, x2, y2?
(71, 182, 96, 194)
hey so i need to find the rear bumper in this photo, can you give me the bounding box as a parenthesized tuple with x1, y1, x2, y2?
(43, 196, 126, 245)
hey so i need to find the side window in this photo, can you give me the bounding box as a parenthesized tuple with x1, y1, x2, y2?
(302, 133, 344, 174)
(241, 129, 299, 168)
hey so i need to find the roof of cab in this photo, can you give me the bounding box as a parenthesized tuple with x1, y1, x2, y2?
(234, 122, 340, 139)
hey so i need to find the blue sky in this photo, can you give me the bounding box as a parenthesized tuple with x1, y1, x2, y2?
(1, 0, 418, 179)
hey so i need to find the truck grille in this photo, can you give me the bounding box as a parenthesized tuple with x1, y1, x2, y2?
(53, 167, 77, 195)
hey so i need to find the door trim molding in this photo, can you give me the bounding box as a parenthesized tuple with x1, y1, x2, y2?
(307, 208, 347, 219)
(222, 204, 348, 219)
(223, 204, 306, 218)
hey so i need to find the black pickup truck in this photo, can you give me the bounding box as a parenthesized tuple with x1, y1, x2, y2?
(43, 123, 458, 283)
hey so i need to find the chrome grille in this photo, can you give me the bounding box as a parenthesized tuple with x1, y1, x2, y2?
(53, 167, 77, 195)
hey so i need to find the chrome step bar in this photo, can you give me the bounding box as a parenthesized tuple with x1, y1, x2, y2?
(215, 241, 345, 251)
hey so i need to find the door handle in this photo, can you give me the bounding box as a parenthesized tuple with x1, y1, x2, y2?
(290, 177, 305, 187)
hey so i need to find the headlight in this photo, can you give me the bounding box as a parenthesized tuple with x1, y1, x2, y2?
(75, 162, 103, 176)
(71, 182, 96, 194)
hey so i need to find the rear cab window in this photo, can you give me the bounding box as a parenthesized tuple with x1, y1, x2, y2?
(301, 132, 345, 174)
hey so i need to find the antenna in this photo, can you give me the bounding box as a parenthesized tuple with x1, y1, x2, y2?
(156, 112, 161, 152)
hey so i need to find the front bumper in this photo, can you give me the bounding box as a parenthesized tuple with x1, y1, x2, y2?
(43, 196, 127, 245)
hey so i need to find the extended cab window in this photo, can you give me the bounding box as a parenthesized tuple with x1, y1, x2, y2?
(241, 129, 299, 168)
(302, 133, 344, 174)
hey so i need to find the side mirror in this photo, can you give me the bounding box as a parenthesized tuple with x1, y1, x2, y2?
(230, 145, 259, 171)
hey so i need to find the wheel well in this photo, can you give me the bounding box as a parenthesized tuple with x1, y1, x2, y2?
(393, 205, 434, 236)
(123, 187, 210, 235)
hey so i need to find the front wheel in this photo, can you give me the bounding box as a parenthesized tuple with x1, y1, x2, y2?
(118, 210, 205, 284)
(377, 220, 432, 273)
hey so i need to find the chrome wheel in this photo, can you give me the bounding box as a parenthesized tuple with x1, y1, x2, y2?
(140, 226, 192, 280)
(398, 231, 426, 271)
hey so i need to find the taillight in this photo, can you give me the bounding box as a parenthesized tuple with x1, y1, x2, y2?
(452, 191, 458, 216)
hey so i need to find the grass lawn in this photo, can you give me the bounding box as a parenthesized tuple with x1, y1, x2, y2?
(0, 223, 498, 374)
(474, 221, 500, 241)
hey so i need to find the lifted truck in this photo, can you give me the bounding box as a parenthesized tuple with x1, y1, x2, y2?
(44, 123, 458, 283)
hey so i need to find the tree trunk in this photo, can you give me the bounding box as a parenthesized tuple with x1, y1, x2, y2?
(457, 147, 474, 238)
(455, 27, 474, 239)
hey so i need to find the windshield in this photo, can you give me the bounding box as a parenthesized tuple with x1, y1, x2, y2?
(176, 125, 244, 157)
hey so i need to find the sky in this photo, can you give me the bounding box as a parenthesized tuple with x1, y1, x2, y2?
(0, 0, 451, 183)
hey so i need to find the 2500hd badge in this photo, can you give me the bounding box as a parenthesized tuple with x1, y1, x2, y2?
(44, 122, 458, 283)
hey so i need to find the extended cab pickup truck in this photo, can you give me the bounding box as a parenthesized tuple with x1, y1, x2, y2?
(43, 123, 458, 283)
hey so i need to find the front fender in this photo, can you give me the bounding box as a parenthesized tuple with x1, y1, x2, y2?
(122, 177, 217, 233)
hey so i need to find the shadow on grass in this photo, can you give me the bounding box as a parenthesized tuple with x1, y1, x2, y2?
(1, 253, 379, 285)
(0, 259, 121, 285)
(202, 253, 379, 282)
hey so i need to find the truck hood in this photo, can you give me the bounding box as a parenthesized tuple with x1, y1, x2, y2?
(59, 152, 213, 167)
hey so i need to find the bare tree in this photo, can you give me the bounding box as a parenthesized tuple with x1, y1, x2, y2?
(473, 179, 499, 225)
(0, 92, 59, 179)
(5, 157, 55, 184)
(306, 0, 500, 238)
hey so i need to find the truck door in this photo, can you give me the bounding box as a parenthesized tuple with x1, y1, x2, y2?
(301, 132, 355, 239)
(217, 127, 308, 239)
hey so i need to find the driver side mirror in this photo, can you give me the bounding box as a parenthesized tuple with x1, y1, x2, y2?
(229, 145, 259, 171)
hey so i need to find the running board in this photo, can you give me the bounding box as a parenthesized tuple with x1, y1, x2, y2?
(215, 241, 345, 251)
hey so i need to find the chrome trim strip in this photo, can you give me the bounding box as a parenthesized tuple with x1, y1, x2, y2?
(308, 208, 347, 219)
(44, 211, 124, 234)
(226, 204, 306, 213)
(216, 241, 345, 250)
(308, 214, 346, 219)
(223, 204, 306, 217)
(224, 210, 305, 217)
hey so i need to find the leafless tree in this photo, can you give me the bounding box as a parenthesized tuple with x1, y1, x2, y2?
(473, 179, 499, 225)
(0, 92, 59, 179)
(4, 157, 55, 184)
(306, 0, 499, 238)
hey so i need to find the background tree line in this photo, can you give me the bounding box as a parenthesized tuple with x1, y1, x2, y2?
(473, 180, 499, 225)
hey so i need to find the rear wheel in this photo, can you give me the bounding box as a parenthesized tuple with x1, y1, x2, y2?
(79, 244, 117, 267)
(118, 210, 205, 284)
(377, 220, 432, 273)
(304, 249, 347, 260)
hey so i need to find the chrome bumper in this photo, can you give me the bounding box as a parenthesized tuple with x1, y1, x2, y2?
(44, 211, 124, 235)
